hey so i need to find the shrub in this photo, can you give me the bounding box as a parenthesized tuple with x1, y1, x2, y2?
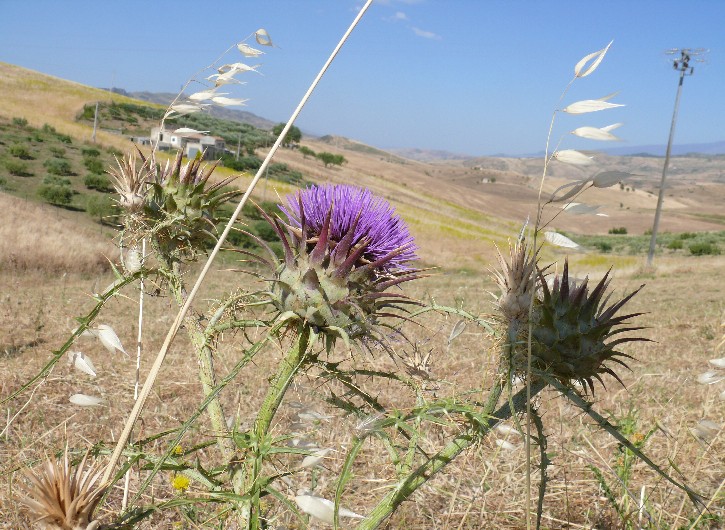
(43, 175, 71, 187)
(56, 133, 72, 144)
(679, 232, 696, 240)
(82, 147, 101, 157)
(595, 241, 612, 253)
(0, 176, 7, 189)
(222, 155, 262, 172)
(86, 194, 116, 223)
(253, 220, 280, 242)
(689, 242, 721, 256)
(43, 158, 74, 176)
(12, 117, 28, 127)
(84, 173, 114, 192)
(48, 146, 67, 158)
(608, 227, 627, 235)
(84, 157, 105, 174)
(299, 146, 316, 159)
(5, 159, 33, 176)
(667, 239, 683, 250)
(41, 124, 57, 134)
(9, 144, 33, 159)
(37, 184, 73, 206)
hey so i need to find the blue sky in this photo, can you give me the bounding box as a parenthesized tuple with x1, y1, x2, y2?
(1, 0, 723, 156)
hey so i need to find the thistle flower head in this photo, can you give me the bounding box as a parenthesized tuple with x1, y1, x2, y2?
(19, 450, 106, 530)
(518, 260, 647, 394)
(250, 184, 420, 344)
(280, 184, 417, 270)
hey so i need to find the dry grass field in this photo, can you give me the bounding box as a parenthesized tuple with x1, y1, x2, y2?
(0, 63, 723, 529)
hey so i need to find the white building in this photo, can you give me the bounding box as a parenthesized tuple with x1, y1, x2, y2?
(149, 127, 225, 159)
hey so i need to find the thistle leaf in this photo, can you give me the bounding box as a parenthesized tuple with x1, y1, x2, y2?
(553, 149, 594, 166)
(69, 394, 103, 406)
(571, 126, 621, 141)
(211, 96, 249, 107)
(574, 41, 613, 78)
(255, 28, 273, 46)
(592, 170, 636, 188)
(68, 351, 97, 377)
(544, 231, 580, 249)
(294, 494, 364, 524)
(563, 98, 624, 115)
(237, 43, 264, 57)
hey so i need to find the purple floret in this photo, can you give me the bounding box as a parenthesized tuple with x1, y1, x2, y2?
(281, 184, 418, 270)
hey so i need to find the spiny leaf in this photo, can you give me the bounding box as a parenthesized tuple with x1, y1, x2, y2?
(574, 41, 613, 78)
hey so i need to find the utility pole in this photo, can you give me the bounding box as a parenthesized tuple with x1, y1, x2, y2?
(91, 101, 100, 143)
(646, 48, 707, 267)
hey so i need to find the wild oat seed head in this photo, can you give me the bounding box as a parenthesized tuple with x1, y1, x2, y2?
(18, 450, 106, 530)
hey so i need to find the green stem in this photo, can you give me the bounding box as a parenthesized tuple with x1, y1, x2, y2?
(356, 379, 547, 530)
(243, 324, 311, 528)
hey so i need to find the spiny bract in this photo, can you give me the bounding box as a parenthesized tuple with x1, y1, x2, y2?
(245, 184, 420, 346)
(516, 260, 646, 393)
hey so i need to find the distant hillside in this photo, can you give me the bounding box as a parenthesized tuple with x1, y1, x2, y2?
(317, 135, 408, 163)
(602, 141, 725, 157)
(389, 147, 470, 162)
(107, 88, 278, 130)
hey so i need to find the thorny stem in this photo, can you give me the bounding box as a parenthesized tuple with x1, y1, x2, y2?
(166, 270, 236, 461)
(242, 324, 311, 529)
(356, 378, 548, 530)
(102, 0, 375, 486)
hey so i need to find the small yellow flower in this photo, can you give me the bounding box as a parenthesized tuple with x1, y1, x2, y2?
(172, 444, 184, 455)
(171, 474, 190, 491)
(632, 432, 645, 445)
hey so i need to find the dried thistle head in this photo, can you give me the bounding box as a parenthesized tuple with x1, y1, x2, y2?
(18, 450, 107, 530)
(492, 238, 537, 324)
(108, 148, 152, 213)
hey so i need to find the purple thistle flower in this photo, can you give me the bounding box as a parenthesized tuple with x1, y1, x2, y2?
(280, 184, 418, 271)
